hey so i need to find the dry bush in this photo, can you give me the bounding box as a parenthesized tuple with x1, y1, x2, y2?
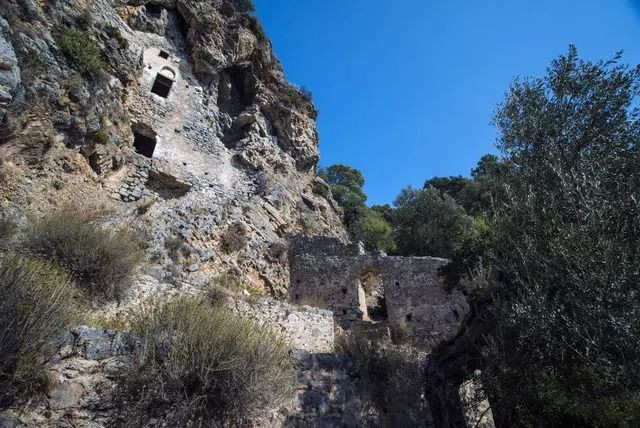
(0, 214, 17, 247)
(0, 159, 20, 184)
(84, 312, 130, 331)
(114, 296, 294, 426)
(0, 253, 83, 408)
(211, 267, 244, 291)
(337, 331, 427, 422)
(220, 222, 248, 253)
(22, 211, 142, 301)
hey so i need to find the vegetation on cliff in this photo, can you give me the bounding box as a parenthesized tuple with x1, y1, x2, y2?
(0, 253, 83, 408)
(22, 211, 143, 301)
(115, 296, 294, 425)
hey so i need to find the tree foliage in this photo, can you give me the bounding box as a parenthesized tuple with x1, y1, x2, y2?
(476, 46, 640, 426)
(318, 164, 394, 252)
(393, 186, 475, 258)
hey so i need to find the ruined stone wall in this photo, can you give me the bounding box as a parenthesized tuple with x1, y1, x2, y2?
(230, 297, 335, 353)
(289, 236, 470, 350)
(380, 257, 469, 350)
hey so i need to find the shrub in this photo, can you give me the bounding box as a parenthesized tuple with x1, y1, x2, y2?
(350, 208, 396, 253)
(105, 24, 129, 49)
(337, 331, 426, 422)
(0, 214, 17, 247)
(115, 296, 293, 425)
(221, 222, 248, 253)
(163, 234, 184, 261)
(0, 253, 82, 408)
(22, 211, 142, 301)
(279, 83, 318, 119)
(54, 28, 105, 76)
(93, 129, 110, 145)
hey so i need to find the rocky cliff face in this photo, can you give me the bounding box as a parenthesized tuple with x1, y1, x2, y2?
(0, 0, 346, 298)
(0, 2, 496, 427)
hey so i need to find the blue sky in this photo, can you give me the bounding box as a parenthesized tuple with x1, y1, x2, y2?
(254, 0, 640, 205)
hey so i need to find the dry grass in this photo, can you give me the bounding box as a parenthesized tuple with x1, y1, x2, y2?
(84, 312, 130, 331)
(21, 211, 142, 301)
(114, 296, 294, 425)
(0, 214, 17, 248)
(0, 253, 83, 408)
(220, 222, 248, 253)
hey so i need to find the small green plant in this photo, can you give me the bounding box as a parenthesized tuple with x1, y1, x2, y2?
(164, 234, 184, 261)
(105, 25, 129, 49)
(54, 28, 105, 76)
(211, 268, 245, 292)
(114, 296, 293, 426)
(279, 83, 317, 118)
(93, 129, 110, 145)
(22, 211, 142, 301)
(0, 253, 83, 408)
(76, 9, 94, 30)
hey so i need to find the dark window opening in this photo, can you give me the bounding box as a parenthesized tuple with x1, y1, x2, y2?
(151, 74, 173, 98)
(341, 288, 347, 294)
(158, 50, 169, 59)
(406, 314, 413, 322)
(395, 281, 400, 286)
(88, 152, 101, 174)
(145, 4, 163, 17)
(133, 132, 157, 158)
(342, 309, 347, 315)
(295, 279, 301, 284)
(294, 294, 299, 300)
(453, 309, 460, 320)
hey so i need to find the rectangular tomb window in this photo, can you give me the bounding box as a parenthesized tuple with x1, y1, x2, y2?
(158, 50, 169, 59)
(151, 74, 173, 98)
(133, 132, 157, 158)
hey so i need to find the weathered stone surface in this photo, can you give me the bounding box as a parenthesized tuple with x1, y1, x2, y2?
(289, 236, 470, 351)
(0, 0, 492, 426)
(231, 296, 335, 353)
(459, 373, 496, 428)
(0, 18, 20, 121)
(0, 0, 345, 298)
(0, 327, 136, 427)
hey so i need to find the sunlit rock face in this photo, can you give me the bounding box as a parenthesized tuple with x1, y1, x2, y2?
(0, 0, 346, 299)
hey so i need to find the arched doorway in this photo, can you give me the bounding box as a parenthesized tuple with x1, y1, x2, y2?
(358, 268, 388, 322)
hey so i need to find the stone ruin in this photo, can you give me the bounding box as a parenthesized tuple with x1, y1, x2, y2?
(289, 236, 470, 351)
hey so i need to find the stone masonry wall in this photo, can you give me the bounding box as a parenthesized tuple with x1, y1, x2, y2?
(289, 236, 470, 351)
(230, 296, 335, 353)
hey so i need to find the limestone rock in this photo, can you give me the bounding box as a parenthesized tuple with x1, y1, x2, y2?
(0, 18, 20, 121)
